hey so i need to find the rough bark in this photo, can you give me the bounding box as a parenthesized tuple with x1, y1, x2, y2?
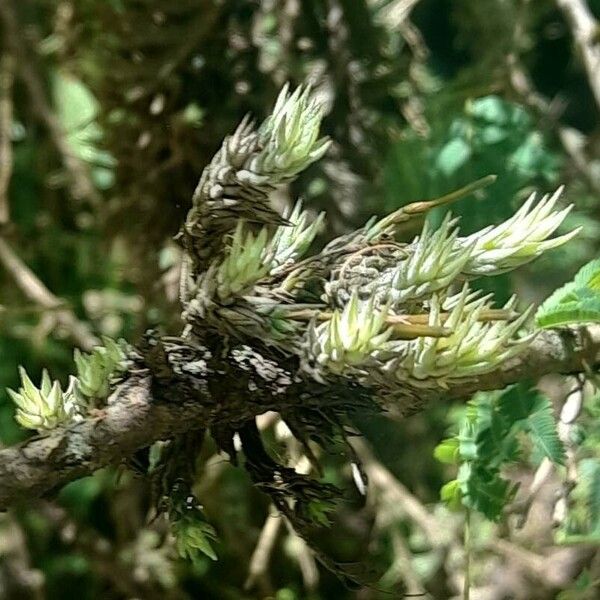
(0, 325, 599, 511)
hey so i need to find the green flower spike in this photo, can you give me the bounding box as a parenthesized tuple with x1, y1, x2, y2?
(309, 290, 392, 374)
(266, 200, 325, 274)
(7, 367, 77, 430)
(254, 83, 331, 180)
(74, 337, 125, 400)
(389, 212, 475, 304)
(216, 221, 270, 300)
(387, 286, 534, 387)
(460, 186, 580, 276)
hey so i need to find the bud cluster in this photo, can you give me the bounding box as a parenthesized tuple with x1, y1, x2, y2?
(74, 337, 126, 400)
(257, 84, 331, 181)
(181, 84, 330, 275)
(7, 368, 78, 430)
(459, 186, 579, 276)
(8, 339, 126, 431)
(5, 84, 580, 428)
(383, 288, 533, 387)
(305, 291, 392, 376)
(176, 83, 578, 400)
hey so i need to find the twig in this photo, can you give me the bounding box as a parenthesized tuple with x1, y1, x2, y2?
(0, 237, 98, 350)
(372, 0, 423, 30)
(0, 41, 97, 350)
(507, 52, 600, 195)
(37, 501, 179, 600)
(0, 512, 44, 599)
(0, 52, 14, 224)
(245, 435, 318, 592)
(510, 379, 586, 526)
(508, 53, 600, 191)
(0, 0, 100, 206)
(283, 518, 319, 590)
(244, 506, 282, 592)
(509, 456, 555, 526)
(354, 438, 443, 546)
(463, 509, 471, 600)
(556, 0, 600, 112)
(488, 537, 592, 589)
(380, 529, 425, 594)
(490, 538, 548, 580)
(134, 7, 220, 103)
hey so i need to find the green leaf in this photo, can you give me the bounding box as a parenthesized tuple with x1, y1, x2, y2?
(574, 258, 600, 288)
(468, 95, 516, 125)
(173, 515, 218, 562)
(479, 125, 508, 145)
(306, 499, 334, 527)
(435, 137, 472, 177)
(536, 258, 600, 328)
(496, 383, 539, 423)
(51, 69, 115, 187)
(458, 463, 514, 521)
(496, 384, 564, 464)
(440, 479, 463, 511)
(437, 385, 562, 521)
(526, 395, 565, 465)
(434, 437, 460, 465)
(536, 302, 600, 328)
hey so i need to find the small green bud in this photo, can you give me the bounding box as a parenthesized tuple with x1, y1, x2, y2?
(216, 221, 271, 300)
(256, 84, 330, 179)
(74, 337, 126, 400)
(461, 187, 579, 276)
(307, 291, 392, 374)
(7, 367, 78, 430)
(266, 200, 325, 273)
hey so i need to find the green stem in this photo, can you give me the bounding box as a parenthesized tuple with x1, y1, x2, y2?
(463, 508, 471, 600)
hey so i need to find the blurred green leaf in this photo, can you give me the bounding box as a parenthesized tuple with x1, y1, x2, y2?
(435, 137, 472, 176)
(434, 437, 460, 464)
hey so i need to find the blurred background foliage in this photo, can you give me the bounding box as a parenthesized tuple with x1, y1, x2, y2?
(1, 0, 600, 598)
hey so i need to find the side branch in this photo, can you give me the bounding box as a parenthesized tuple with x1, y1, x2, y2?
(0, 375, 211, 510)
(440, 324, 600, 401)
(0, 326, 599, 510)
(556, 0, 600, 111)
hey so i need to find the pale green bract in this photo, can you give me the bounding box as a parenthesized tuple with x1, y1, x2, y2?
(265, 200, 325, 274)
(216, 222, 271, 300)
(74, 337, 126, 399)
(8, 338, 126, 431)
(306, 290, 392, 375)
(460, 186, 579, 276)
(386, 213, 475, 304)
(385, 287, 534, 388)
(255, 83, 331, 179)
(193, 200, 325, 315)
(7, 367, 78, 431)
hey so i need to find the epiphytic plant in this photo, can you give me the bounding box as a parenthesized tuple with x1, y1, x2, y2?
(7, 84, 581, 580)
(178, 84, 576, 400)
